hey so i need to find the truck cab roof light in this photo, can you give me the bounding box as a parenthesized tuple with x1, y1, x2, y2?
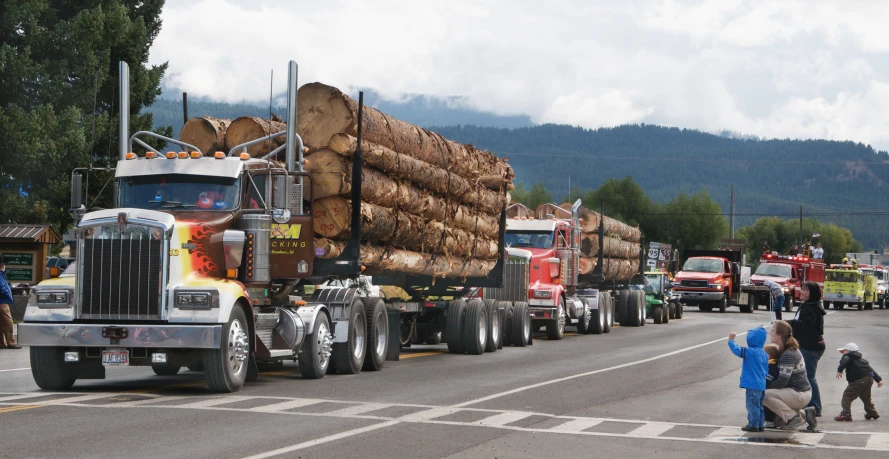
(189, 151, 201, 159)
(166, 151, 176, 159)
(177, 152, 188, 159)
(239, 152, 250, 160)
(145, 151, 156, 159)
(125, 152, 136, 160)
(214, 152, 225, 159)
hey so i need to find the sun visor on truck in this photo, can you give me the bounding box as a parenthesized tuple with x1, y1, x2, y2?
(116, 158, 243, 179)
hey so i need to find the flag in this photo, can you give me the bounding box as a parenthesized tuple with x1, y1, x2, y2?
(812, 232, 821, 238)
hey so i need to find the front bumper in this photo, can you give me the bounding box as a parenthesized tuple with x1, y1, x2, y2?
(529, 307, 558, 321)
(676, 290, 725, 302)
(18, 323, 223, 349)
(823, 294, 863, 304)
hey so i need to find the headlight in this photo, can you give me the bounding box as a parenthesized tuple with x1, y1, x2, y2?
(35, 290, 71, 307)
(826, 287, 831, 293)
(532, 290, 553, 299)
(174, 290, 218, 309)
(782, 288, 789, 293)
(708, 284, 722, 289)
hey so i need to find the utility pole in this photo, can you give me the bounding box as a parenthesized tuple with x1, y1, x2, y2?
(799, 206, 803, 247)
(729, 185, 735, 239)
(568, 175, 571, 202)
(182, 92, 188, 124)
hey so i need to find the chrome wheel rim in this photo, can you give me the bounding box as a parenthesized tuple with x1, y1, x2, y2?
(317, 322, 333, 369)
(479, 310, 488, 346)
(491, 309, 500, 344)
(374, 311, 388, 359)
(558, 305, 565, 334)
(227, 318, 249, 376)
(522, 310, 531, 342)
(353, 316, 366, 360)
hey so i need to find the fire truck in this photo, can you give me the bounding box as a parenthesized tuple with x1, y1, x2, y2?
(750, 254, 826, 312)
(859, 265, 888, 309)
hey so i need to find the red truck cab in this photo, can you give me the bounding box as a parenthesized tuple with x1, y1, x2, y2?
(751, 254, 825, 309)
(504, 217, 571, 311)
(672, 256, 735, 310)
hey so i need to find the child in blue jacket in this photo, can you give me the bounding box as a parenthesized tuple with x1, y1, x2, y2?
(729, 326, 769, 432)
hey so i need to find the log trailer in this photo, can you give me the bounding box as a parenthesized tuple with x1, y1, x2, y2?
(494, 202, 649, 341)
(19, 61, 523, 392)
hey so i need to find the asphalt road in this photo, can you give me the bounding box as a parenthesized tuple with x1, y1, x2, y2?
(2, 305, 889, 458)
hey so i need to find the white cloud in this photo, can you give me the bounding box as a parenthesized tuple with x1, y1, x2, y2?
(150, 0, 889, 150)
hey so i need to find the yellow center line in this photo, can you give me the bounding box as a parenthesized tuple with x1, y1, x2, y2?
(0, 405, 42, 414)
(400, 351, 448, 359)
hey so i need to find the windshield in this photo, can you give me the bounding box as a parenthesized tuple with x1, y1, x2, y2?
(645, 275, 662, 293)
(61, 262, 76, 277)
(877, 271, 886, 281)
(682, 258, 723, 273)
(506, 231, 555, 249)
(119, 175, 241, 211)
(827, 271, 861, 282)
(754, 264, 792, 278)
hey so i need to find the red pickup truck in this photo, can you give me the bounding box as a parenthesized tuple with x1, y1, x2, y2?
(672, 249, 755, 313)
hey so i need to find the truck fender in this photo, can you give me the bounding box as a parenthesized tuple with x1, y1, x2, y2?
(293, 304, 330, 339)
(566, 296, 585, 320)
(309, 287, 360, 343)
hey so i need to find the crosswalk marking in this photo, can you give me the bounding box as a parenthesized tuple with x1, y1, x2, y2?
(552, 418, 604, 432)
(626, 422, 675, 437)
(2, 391, 887, 452)
(475, 411, 534, 426)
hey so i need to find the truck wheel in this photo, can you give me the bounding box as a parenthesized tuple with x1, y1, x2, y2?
(576, 298, 592, 334)
(653, 306, 664, 324)
(588, 298, 604, 334)
(203, 307, 250, 392)
(663, 303, 670, 323)
(603, 295, 613, 332)
(187, 362, 204, 372)
(446, 299, 468, 353)
(483, 299, 500, 353)
(513, 302, 531, 347)
(497, 301, 511, 348)
(857, 302, 863, 311)
(675, 301, 684, 319)
(616, 290, 630, 326)
(637, 292, 646, 326)
(784, 296, 793, 312)
(30, 347, 78, 390)
(626, 291, 641, 327)
(362, 297, 388, 372)
(881, 298, 886, 310)
(718, 295, 727, 313)
(331, 298, 367, 375)
(744, 293, 755, 314)
(424, 330, 442, 345)
(298, 313, 332, 379)
(463, 299, 487, 355)
(152, 364, 181, 376)
(546, 298, 566, 340)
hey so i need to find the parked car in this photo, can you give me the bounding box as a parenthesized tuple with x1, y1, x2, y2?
(45, 256, 75, 278)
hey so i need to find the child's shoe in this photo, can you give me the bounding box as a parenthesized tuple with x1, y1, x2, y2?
(763, 421, 776, 429)
(865, 412, 880, 420)
(741, 425, 758, 432)
(834, 412, 853, 422)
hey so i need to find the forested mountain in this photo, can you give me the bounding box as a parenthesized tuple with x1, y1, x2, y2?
(146, 98, 889, 249)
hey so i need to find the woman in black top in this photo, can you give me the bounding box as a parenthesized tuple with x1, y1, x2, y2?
(787, 281, 826, 417)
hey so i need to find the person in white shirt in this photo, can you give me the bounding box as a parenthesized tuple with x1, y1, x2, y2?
(812, 244, 824, 260)
(762, 278, 785, 320)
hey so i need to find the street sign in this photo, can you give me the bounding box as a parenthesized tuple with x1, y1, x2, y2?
(648, 242, 672, 270)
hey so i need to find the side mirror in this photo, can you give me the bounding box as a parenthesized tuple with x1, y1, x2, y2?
(70, 173, 83, 210)
(273, 175, 290, 210)
(48, 267, 60, 278)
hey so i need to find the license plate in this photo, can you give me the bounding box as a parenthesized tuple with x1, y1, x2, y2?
(102, 350, 130, 366)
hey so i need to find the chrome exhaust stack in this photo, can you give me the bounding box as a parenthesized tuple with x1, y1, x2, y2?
(119, 61, 129, 161)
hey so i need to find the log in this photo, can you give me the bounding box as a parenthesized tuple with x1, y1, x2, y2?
(327, 134, 507, 213)
(224, 116, 287, 157)
(559, 203, 641, 243)
(312, 197, 499, 259)
(535, 203, 573, 220)
(179, 117, 230, 155)
(580, 234, 642, 259)
(315, 238, 497, 278)
(306, 150, 500, 238)
(579, 257, 640, 280)
(298, 82, 514, 190)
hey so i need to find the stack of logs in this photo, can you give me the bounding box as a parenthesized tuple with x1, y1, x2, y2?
(536, 203, 642, 281)
(180, 83, 515, 278)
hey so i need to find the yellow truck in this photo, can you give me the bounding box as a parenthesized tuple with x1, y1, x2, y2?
(824, 264, 877, 310)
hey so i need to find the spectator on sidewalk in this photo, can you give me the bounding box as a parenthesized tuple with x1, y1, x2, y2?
(762, 278, 785, 321)
(0, 254, 21, 349)
(835, 343, 882, 422)
(787, 281, 826, 418)
(764, 320, 814, 430)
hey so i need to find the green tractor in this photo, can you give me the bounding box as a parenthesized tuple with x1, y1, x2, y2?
(644, 271, 682, 324)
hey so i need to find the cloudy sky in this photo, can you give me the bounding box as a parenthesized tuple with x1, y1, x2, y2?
(151, 0, 889, 150)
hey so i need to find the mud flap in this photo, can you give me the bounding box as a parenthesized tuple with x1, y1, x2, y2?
(246, 354, 259, 382)
(386, 307, 401, 361)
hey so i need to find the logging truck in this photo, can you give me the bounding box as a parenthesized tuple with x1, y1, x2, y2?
(18, 60, 528, 392)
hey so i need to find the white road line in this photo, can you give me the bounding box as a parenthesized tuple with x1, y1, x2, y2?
(241, 420, 400, 459)
(0, 393, 48, 403)
(790, 432, 825, 445)
(552, 418, 603, 432)
(452, 336, 731, 408)
(0, 367, 30, 372)
(475, 411, 534, 427)
(248, 398, 324, 413)
(626, 422, 675, 438)
(866, 433, 889, 450)
(706, 426, 741, 439)
(41, 393, 124, 405)
(326, 403, 391, 417)
(114, 395, 194, 407)
(175, 396, 252, 408)
(399, 407, 459, 422)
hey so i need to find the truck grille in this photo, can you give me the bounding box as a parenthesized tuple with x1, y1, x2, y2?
(79, 234, 165, 319)
(680, 280, 709, 288)
(483, 258, 529, 303)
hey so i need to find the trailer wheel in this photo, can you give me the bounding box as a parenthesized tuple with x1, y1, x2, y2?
(298, 313, 332, 379)
(496, 301, 510, 349)
(652, 306, 664, 324)
(616, 290, 630, 326)
(588, 298, 604, 335)
(626, 291, 641, 327)
(152, 364, 181, 376)
(331, 297, 367, 375)
(546, 297, 566, 340)
(30, 347, 78, 390)
(576, 298, 592, 334)
(446, 299, 468, 353)
(500, 302, 515, 346)
(362, 297, 388, 372)
(483, 299, 500, 353)
(603, 295, 613, 332)
(513, 302, 531, 346)
(637, 292, 646, 326)
(187, 362, 204, 372)
(203, 306, 250, 392)
(463, 299, 487, 355)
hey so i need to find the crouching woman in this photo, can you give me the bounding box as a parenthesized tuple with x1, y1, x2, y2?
(764, 320, 813, 430)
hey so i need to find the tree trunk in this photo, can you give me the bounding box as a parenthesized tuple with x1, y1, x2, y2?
(579, 257, 640, 281)
(179, 117, 230, 155)
(306, 150, 500, 238)
(534, 203, 573, 219)
(559, 203, 642, 242)
(327, 134, 508, 213)
(315, 238, 498, 278)
(580, 234, 642, 259)
(224, 116, 287, 157)
(298, 82, 514, 190)
(312, 197, 499, 259)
